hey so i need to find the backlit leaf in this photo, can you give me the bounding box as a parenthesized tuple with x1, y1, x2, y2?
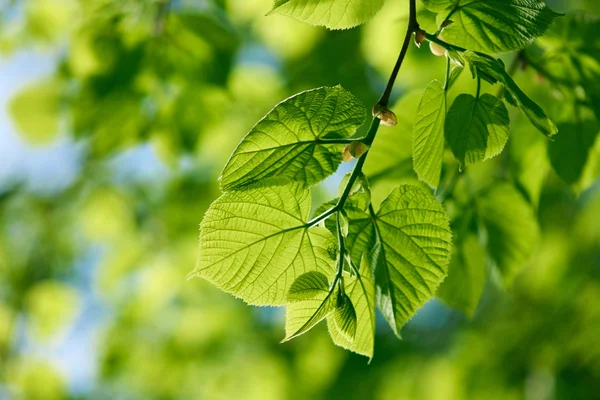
(192, 184, 336, 305)
(445, 93, 510, 167)
(270, 0, 385, 30)
(220, 86, 366, 191)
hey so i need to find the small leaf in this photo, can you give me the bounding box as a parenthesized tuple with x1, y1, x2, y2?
(433, 0, 562, 53)
(333, 292, 357, 341)
(270, 0, 385, 30)
(220, 86, 366, 191)
(445, 93, 510, 167)
(413, 80, 447, 189)
(288, 271, 330, 302)
(284, 288, 335, 341)
(327, 256, 376, 358)
(192, 183, 335, 305)
(476, 183, 540, 283)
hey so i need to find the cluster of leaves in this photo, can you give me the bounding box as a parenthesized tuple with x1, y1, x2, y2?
(193, 0, 600, 359)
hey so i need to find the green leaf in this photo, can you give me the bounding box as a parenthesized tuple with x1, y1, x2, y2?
(269, 0, 385, 30)
(327, 257, 375, 358)
(435, 0, 561, 53)
(284, 285, 335, 341)
(9, 78, 62, 145)
(464, 52, 558, 137)
(422, 0, 456, 13)
(437, 234, 486, 316)
(332, 291, 357, 341)
(509, 117, 550, 206)
(288, 271, 331, 302)
(445, 93, 510, 167)
(220, 86, 366, 191)
(346, 185, 453, 335)
(548, 120, 600, 185)
(413, 80, 447, 189)
(476, 183, 539, 282)
(192, 183, 336, 305)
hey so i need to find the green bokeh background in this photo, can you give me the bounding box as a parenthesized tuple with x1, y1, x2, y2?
(0, 0, 599, 399)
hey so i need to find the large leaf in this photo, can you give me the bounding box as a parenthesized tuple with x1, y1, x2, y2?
(445, 93, 510, 167)
(413, 80, 447, 189)
(192, 184, 336, 305)
(431, 0, 561, 53)
(437, 234, 486, 316)
(270, 0, 385, 30)
(464, 52, 558, 137)
(476, 183, 539, 282)
(220, 86, 366, 191)
(327, 256, 376, 358)
(345, 185, 453, 335)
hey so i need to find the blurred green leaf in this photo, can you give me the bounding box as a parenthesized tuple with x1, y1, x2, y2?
(548, 119, 600, 185)
(476, 183, 540, 282)
(9, 78, 62, 144)
(437, 234, 486, 316)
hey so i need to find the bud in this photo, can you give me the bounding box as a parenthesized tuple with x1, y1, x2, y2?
(343, 141, 370, 161)
(429, 41, 446, 57)
(441, 20, 454, 29)
(414, 29, 426, 48)
(372, 104, 397, 127)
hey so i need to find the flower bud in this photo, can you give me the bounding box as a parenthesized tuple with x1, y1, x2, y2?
(430, 41, 446, 56)
(372, 104, 397, 127)
(414, 29, 426, 48)
(343, 141, 370, 161)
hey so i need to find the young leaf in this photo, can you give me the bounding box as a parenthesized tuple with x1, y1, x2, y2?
(284, 287, 334, 341)
(192, 183, 336, 305)
(434, 0, 561, 53)
(345, 185, 453, 336)
(437, 234, 487, 317)
(327, 258, 376, 358)
(288, 271, 331, 302)
(413, 80, 447, 189)
(445, 93, 510, 167)
(464, 52, 558, 137)
(476, 183, 540, 283)
(269, 0, 385, 30)
(332, 292, 357, 341)
(220, 86, 366, 191)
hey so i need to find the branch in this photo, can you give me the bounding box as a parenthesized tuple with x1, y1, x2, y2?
(378, 0, 420, 107)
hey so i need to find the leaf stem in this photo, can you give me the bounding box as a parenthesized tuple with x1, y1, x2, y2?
(377, 0, 419, 107)
(308, 0, 418, 230)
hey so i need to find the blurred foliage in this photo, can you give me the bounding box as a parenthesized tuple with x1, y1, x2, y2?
(0, 0, 599, 399)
